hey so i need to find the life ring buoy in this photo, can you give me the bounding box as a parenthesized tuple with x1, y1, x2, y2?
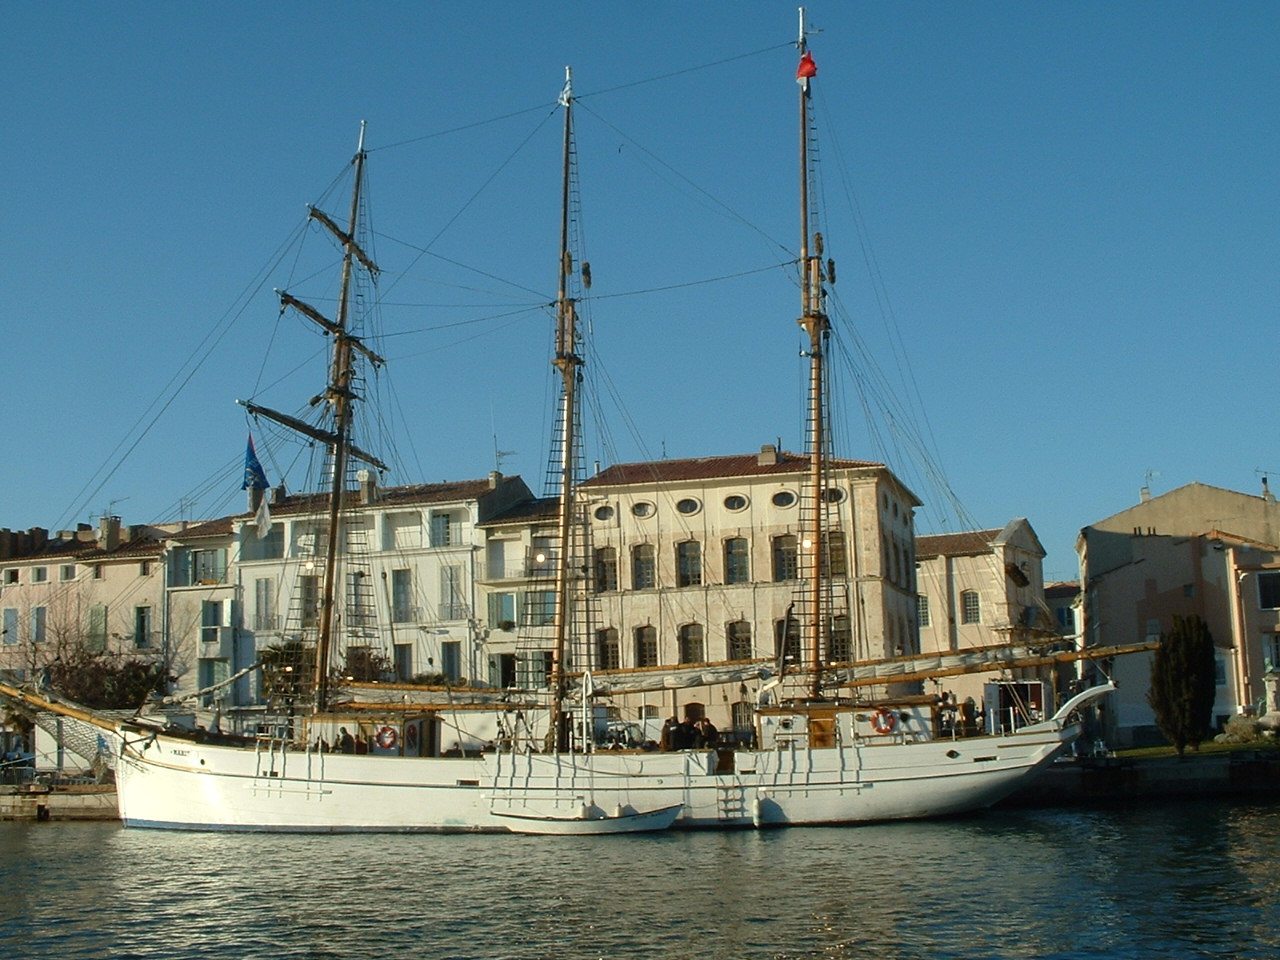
(870, 708, 897, 735)
(374, 725, 398, 750)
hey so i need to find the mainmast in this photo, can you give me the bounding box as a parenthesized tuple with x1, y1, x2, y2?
(796, 9, 831, 700)
(548, 68, 586, 751)
(240, 122, 383, 714)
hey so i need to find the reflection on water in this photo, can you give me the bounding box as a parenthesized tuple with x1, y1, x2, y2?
(1, 800, 1277, 959)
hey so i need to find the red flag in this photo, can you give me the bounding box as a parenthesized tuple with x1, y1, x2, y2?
(796, 51, 817, 80)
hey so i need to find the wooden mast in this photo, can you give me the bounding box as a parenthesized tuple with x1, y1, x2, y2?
(796, 9, 830, 700)
(241, 122, 381, 715)
(549, 69, 583, 751)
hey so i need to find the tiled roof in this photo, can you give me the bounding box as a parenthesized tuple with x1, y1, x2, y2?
(481, 497, 559, 527)
(581, 451, 882, 488)
(1044, 580, 1080, 598)
(915, 529, 1004, 559)
(172, 478, 511, 541)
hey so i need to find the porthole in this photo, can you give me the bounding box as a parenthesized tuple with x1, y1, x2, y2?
(631, 501, 655, 518)
(676, 497, 701, 516)
(593, 505, 615, 521)
(771, 490, 797, 508)
(723, 494, 748, 512)
(821, 487, 846, 504)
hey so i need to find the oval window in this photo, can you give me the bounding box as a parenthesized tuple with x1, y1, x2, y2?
(771, 491, 797, 508)
(593, 505, 614, 521)
(631, 501, 655, 518)
(676, 497, 701, 515)
(723, 494, 748, 511)
(821, 488, 846, 503)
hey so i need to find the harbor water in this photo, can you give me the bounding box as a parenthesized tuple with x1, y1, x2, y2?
(1, 799, 1277, 959)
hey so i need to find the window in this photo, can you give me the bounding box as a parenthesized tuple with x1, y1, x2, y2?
(191, 549, 227, 584)
(775, 618, 800, 664)
(529, 536, 554, 575)
(822, 530, 848, 578)
(961, 590, 981, 624)
(1, 609, 17, 645)
(384, 512, 422, 550)
(631, 501, 655, 518)
(139, 560, 152, 577)
(488, 592, 516, 630)
(724, 538, 750, 585)
(632, 544, 656, 590)
(676, 541, 702, 587)
(527, 590, 556, 626)
(439, 565, 466, 620)
(678, 623, 704, 664)
(391, 569, 413, 623)
(828, 615, 852, 662)
(394, 643, 413, 681)
(724, 494, 748, 511)
(253, 578, 277, 631)
(300, 574, 320, 627)
(31, 606, 46, 644)
(772, 535, 798, 582)
(676, 497, 701, 516)
(87, 604, 108, 652)
(201, 600, 224, 645)
(1259, 572, 1280, 609)
(731, 701, 754, 735)
(771, 491, 796, 508)
(242, 526, 284, 561)
(59, 565, 76, 582)
(92, 564, 105, 581)
(635, 626, 658, 667)
(197, 658, 230, 709)
(918, 595, 931, 628)
(593, 504, 614, 521)
(2, 570, 16, 585)
(517, 650, 554, 690)
(1183, 583, 1196, 598)
(441, 641, 461, 681)
(32, 567, 47, 584)
(1266, 635, 1280, 672)
(822, 487, 846, 503)
(430, 512, 457, 547)
(1055, 606, 1074, 632)
(594, 546, 618, 593)
(134, 606, 152, 648)
(597, 628, 620, 670)
(727, 620, 752, 660)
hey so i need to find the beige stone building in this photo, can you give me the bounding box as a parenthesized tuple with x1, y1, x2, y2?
(1078, 481, 1280, 747)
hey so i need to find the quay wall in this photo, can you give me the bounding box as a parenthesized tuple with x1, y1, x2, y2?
(0, 784, 117, 821)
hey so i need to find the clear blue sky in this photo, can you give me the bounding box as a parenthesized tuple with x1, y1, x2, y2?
(3, 1, 1276, 581)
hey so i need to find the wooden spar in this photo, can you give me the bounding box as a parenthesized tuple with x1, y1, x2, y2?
(796, 7, 830, 699)
(0, 681, 119, 734)
(236, 399, 388, 472)
(313, 121, 370, 712)
(548, 68, 582, 752)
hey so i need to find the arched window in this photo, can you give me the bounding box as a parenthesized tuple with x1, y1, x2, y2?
(961, 590, 981, 624)
(596, 627, 620, 670)
(632, 544, 655, 590)
(634, 625, 658, 667)
(594, 546, 618, 593)
(678, 623, 705, 664)
(828, 615, 851, 663)
(676, 541, 702, 587)
(724, 537, 750, 584)
(821, 530, 848, 578)
(772, 534, 798, 582)
(726, 620, 752, 660)
(774, 618, 800, 664)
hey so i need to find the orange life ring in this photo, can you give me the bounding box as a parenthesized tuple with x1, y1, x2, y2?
(870, 708, 897, 735)
(374, 725, 398, 749)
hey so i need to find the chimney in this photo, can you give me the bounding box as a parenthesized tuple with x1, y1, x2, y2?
(0, 529, 12, 560)
(76, 523, 95, 543)
(28, 528, 48, 550)
(271, 483, 287, 505)
(357, 469, 378, 504)
(98, 515, 122, 551)
(489, 470, 503, 490)
(758, 444, 781, 466)
(1139, 486, 1151, 503)
(1264, 476, 1275, 504)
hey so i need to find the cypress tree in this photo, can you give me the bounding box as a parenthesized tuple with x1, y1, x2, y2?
(1146, 614, 1217, 755)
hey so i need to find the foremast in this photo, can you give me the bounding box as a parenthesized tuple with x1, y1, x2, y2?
(795, 9, 837, 700)
(548, 68, 588, 752)
(238, 122, 385, 714)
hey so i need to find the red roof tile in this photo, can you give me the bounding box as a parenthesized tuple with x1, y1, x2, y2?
(581, 451, 882, 488)
(915, 529, 1004, 559)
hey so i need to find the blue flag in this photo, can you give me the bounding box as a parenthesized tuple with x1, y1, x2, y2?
(242, 435, 269, 491)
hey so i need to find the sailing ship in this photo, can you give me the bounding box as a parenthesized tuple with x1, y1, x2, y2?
(0, 12, 1114, 833)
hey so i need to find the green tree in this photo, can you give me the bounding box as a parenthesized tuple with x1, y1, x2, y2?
(45, 649, 173, 710)
(1146, 614, 1217, 756)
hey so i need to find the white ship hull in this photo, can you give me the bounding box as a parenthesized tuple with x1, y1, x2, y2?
(112, 716, 1082, 833)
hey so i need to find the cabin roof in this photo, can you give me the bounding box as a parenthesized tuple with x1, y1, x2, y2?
(915, 529, 1005, 559)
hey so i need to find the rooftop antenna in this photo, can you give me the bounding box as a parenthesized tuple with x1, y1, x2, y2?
(490, 405, 515, 472)
(1140, 469, 1160, 503)
(102, 497, 129, 519)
